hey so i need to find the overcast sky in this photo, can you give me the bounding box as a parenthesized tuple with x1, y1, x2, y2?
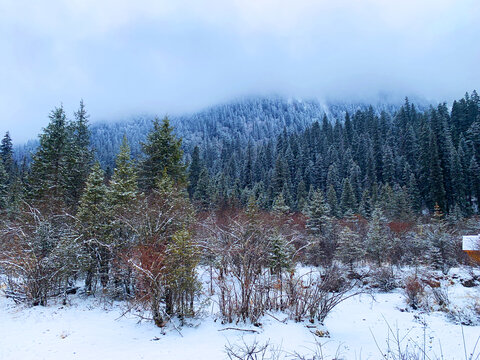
(1, 0, 479, 142)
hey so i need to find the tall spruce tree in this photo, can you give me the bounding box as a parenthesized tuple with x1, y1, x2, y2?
(141, 116, 186, 191)
(28, 106, 69, 209)
(340, 178, 357, 215)
(0, 160, 8, 210)
(188, 146, 202, 197)
(65, 100, 93, 206)
(77, 162, 112, 291)
(305, 189, 331, 235)
(109, 135, 138, 209)
(193, 167, 212, 210)
(1, 132, 14, 182)
(366, 207, 389, 265)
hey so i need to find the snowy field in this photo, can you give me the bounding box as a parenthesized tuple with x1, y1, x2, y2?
(1, 267, 480, 360)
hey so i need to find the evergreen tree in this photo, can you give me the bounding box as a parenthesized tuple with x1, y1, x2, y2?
(0, 132, 14, 182)
(366, 207, 389, 265)
(64, 100, 94, 206)
(296, 180, 307, 211)
(0, 160, 8, 210)
(305, 189, 331, 235)
(326, 184, 339, 217)
(193, 167, 212, 210)
(109, 135, 138, 210)
(359, 189, 373, 218)
(272, 192, 290, 216)
(426, 205, 455, 274)
(77, 162, 112, 291)
(141, 117, 186, 191)
(164, 228, 200, 320)
(340, 178, 357, 215)
(188, 146, 202, 197)
(429, 133, 447, 212)
(269, 232, 293, 275)
(336, 226, 365, 270)
(28, 106, 69, 209)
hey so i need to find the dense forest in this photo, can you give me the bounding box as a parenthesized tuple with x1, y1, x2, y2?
(0, 92, 479, 328)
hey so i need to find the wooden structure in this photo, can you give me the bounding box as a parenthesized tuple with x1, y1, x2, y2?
(463, 234, 480, 263)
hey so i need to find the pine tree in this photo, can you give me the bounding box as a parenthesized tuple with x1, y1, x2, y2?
(382, 145, 395, 185)
(109, 135, 138, 210)
(305, 189, 331, 235)
(1, 132, 14, 182)
(188, 146, 202, 197)
(272, 192, 290, 216)
(359, 189, 372, 218)
(429, 133, 447, 212)
(426, 206, 455, 274)
(296, 180, 307, 211)
(469, 155, 480, 210)
(141, 117, 186, 191)
(193, 167, 212, 210)
(242, 141, 254, 189)
(164, 228, 200, 320)
(326, 184, 339, 217)
(408, 173, 422, 212)
(340, 178, 357, 215)
(0, 160, 8, 210)
(366, 207, 389, 265)
(336, 226, 365, 270)
(64, 100, 94, 206)
(28, 106, 69, 209)
(77, 162, 112, 291)
(269, 232, 293, 275)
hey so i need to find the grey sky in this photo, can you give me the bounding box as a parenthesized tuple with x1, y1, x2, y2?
(1, 0, 479, 142)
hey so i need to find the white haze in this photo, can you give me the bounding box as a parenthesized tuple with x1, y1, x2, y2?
(1, 0, 479, 141)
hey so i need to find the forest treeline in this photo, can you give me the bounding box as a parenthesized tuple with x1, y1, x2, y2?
(0, 92, 479, 326)
(189, 92, 480, 218)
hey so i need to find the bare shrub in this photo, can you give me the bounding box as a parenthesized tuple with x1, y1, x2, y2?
(431, 286, 450, 310)
(286, 265, 362, 323)
(0, 206, 81, 306)
(371, 266, 397, 292)
(404, 276, 425, 310)
(225, 339, 281, 360)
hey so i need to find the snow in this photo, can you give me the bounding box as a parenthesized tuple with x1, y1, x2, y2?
(463, 235, 480, 251)
(1, 268, 479, 359)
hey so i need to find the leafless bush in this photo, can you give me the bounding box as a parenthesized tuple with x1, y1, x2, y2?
(371, 266, 397, 292)
(0, 206, 81, 306)
(431, 286, 450, 310)
(225, 337, 338, 360)
(202, 210, 275, 323)
(286, 265, 361, 323)
(225, 339, 281, 360)
(404, 276, 425, 310)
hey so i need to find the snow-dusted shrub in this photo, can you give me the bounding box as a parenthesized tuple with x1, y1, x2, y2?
(431, 285, 450, 310)
(446, 297, 480, 326)
(0, 206, 81, 306)
(225, 339, 279, 360)
(404, 276, 425, 310)
(286, 265, 361, 323)
(371, 266, 397, 292)
(127, 230, 201, 327)
(204, 209, 273, 323)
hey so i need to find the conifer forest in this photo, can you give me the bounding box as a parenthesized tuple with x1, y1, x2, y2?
(1, 93, 480, 350)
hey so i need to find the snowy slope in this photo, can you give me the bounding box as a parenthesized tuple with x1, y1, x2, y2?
(1, 268, 479, 360)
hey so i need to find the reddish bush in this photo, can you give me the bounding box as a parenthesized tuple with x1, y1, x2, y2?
(404, 276, 425, 310)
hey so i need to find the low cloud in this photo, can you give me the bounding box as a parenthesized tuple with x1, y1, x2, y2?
(1, 0, 479, 141)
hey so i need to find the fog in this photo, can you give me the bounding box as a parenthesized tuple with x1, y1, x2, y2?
(1, 0, 479, 141)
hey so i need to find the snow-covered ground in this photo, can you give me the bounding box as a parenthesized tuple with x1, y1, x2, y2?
(1, 268, 479, 360)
